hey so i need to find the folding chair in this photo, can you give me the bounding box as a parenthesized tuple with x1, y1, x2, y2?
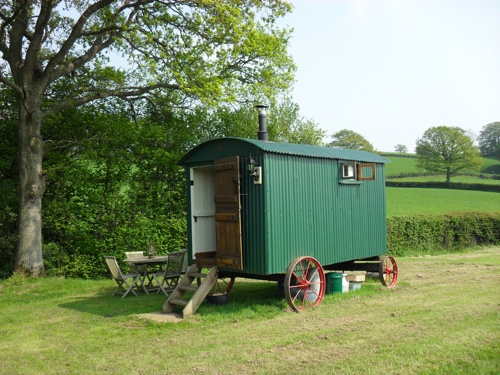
(152, 251, 186, 296)
(103, 256, 146, 298)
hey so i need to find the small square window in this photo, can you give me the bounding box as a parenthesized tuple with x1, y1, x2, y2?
(341, 162, 356, 179)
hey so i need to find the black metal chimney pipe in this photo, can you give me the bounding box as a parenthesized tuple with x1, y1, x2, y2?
(255, 104, 269, 141)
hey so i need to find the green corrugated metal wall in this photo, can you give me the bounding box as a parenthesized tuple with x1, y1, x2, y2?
(246, 154, 387, 275)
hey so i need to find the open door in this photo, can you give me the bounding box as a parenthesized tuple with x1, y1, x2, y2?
(214, 156, 243, 270)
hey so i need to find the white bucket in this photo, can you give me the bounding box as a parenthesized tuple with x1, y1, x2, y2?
(342, 273, 349, 293)
(349, 281, 362, 291)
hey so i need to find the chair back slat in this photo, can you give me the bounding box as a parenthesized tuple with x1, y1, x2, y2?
(125, 251, 144, 259)
(124, 251, 146, 274)
(180, 249, 188, 274)
(165, 251, 185, 276)
(103, 256, 123, 280)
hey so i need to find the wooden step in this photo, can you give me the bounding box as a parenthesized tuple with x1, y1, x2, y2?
(187, 272, 208, 279)
(169, 298, 188, 307)
(178, 285, 198, 292)
(162, 264, 218, 318)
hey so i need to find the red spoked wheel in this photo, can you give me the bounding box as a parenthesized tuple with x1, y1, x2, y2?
(379, 256, 398, 288)
(284, 256, 325, 313)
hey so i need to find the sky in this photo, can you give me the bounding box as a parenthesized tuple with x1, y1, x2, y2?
(280, 0, 500, 152)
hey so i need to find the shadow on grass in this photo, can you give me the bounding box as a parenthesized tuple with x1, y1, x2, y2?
(59, 287, 168, 318)
(59, 280, 386, 319)
(58, 280, 286, 318)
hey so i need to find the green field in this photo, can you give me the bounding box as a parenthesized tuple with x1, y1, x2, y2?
(384, 154, 500, 177)
(382, 154, 500, 216)
(386, 187, 500, 216)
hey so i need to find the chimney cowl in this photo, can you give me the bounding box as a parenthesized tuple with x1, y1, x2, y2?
(255, 104, 269, 141)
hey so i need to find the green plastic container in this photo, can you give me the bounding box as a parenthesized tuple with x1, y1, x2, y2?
(325, 272, 343, 294)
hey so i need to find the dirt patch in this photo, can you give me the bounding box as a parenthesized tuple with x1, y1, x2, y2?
(136, 311, 183, 323)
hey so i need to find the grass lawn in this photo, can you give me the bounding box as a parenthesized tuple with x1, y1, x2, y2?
(1, 248, 499, 374)
(386, 187, 500, 216)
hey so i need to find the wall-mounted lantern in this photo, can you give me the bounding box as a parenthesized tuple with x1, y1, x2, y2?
(246, 153, 262, 184)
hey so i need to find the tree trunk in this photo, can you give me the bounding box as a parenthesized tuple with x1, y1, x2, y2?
(15, 101, 46, 277)
(446, 167, 451, 184)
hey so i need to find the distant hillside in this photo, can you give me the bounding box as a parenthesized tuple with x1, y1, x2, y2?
(382, 154, 500, 177)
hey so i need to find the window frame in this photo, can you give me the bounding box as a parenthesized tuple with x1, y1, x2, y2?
(357, 163, 376, 181)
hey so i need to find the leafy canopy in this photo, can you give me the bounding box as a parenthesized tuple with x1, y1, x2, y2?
(415, 126, 483, 183)
(0, 0, 296, 114)
(478, 122, 500, 158)
(394, 144, 408, 153)
(328, 129, 374, 152)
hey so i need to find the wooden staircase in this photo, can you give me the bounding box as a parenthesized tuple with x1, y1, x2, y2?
(162, 264, 218, 318)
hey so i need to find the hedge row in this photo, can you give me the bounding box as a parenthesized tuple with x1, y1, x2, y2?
(386, 212, 500, 256)
(386, 172, 500, 180)
(385, 181, 500, 192)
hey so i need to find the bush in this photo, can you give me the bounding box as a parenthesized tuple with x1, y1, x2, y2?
(387, 212, 500, 256)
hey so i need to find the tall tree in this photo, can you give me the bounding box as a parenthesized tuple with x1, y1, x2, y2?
(478, 122, 500, 158)
(0, 0, 295, 277)
(328, 129, 374, 151)
(415, 126, 483, 183)
(394, 144, 408, 153)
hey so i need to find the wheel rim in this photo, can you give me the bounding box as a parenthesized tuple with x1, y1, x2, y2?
(379, 256, 398, 288)
(210, 276, 235, 295)
(284, 256, 325, 313)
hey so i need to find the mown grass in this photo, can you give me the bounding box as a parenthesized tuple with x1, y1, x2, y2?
(1, 248, 499, 374)
(386, 187, 500, 216)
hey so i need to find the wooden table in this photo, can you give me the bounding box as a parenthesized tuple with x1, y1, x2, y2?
(124, 256, 169, 294)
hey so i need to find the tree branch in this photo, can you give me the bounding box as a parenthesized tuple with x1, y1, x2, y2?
(23, 0, 54, 78)
(0, 73, 23, 97)
(48, 0, 150, 82)
(42, 81, 181, 118)
(43, 0, 115, 82)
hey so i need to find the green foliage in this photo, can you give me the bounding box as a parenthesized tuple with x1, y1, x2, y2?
(0, 88, 18, 279)
(478, 121, 500, 157)
(267, 98, 326, 145)
(2, 0, 297, 277)
(328, 129, 374, 151)
(386, 212, 500, 256)
(40, 104, 188, 278)
(415, 126, 483, 183)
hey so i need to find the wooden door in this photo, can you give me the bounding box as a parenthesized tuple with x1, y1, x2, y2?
(214, 156, 243, 270)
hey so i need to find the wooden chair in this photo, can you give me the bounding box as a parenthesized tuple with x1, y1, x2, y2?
(124, 251, 147, 273)
(180, 249, 188, 275)
(103, 256, 145, 298)
(153, 251, 186, 296)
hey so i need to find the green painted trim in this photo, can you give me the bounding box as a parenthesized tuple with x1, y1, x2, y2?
(339, 180, 362, 185)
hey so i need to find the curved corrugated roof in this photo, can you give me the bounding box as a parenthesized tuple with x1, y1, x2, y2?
(180, 137, 390, 164)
